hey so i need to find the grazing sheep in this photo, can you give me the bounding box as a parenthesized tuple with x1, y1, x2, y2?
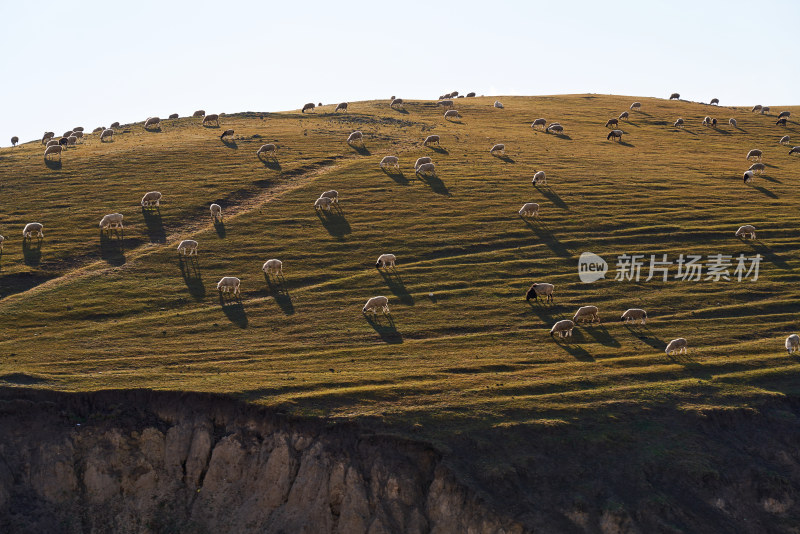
(748, 163, 766, 174)
(193, 110, 205, 118)
(746, 149, 763, 161)
(45, 139, 59, 148)
(168, 113, 179, 119)
(210, 203, 222, 220)
(262, 259, 283, 276)
(423, 135, 440, 146)
(729, 118, 737, 128)
(58, 137, 69, 146)
(762, 106, 771, 114)
(450, 91, 459, 98)
(72, 131, 84, 140)
(665, 338, 688, 355)
(67, 136, 77, 146)
(743, 170, 755, 183)
(320, 190, 338, 203)
(11, 136, 19, 146)
(390, 98, 404, 109)
(414, 156, 432, 169)
(177, 239, 198, 256)
(347, 131, 363, 144)
(526, 282, 554, 303)
(711, 118, 718, 128)
(779, 135, 790, 145)
(547, 123, 564, 134)
(621, 308, 647, 325)
(550, 319, 575, 338)
(362, 296, 390, 316)
(518, 202, 539, 218)
(710, 98, 719, 105)
(618, 111, 629, 120)
(62, 130, 74, 138)
(314, 196, 333, 212)
(256, 143, 277, 158)
(791, 146, 800, 155)
(390, 96, 396, 100)
(735, 225, 756, 240)
(630, 102, 642, 111)
(110, 122, 120, 129)
(607, 129, 623, 141)
(752, 105, 762, 113)
(415, 162, 436, 177)
(444, 109, 461, 120)
(380, 155, 400, 169)
(786, 334, 800, 355)
(302, 103, 315, 113)
(466, 92, 476, 97)
(0, 235, 4, 250)
(674, 118, 684, 128)
(22, 222, 44, 239)
(220, 129, 234, 140)
(44, 145, 63, 160)
(335, 102, 348, 112)
(702, 116, 711, 126)
(99, 213, 124, 232)
(144, 117, 161, 129)
(532, 170, 546, 185)
(573, 305, 600, 324)
(489, 143, 505, 155)
(778, 111, 790, 120)
(203, 114, 220, 126)
(531, 118, 547, 130)
(776, 118, 788, 127)
(438, 100, 454, 109)
(100, 128, 114, 142)
(376, 253, 396, 269)
(41, 132, 55, 144)
(494, 101, 504, 109)
(141, 191, 162, 208)
(217, 276, 241, 296)
(669, 93, 680, 100)
(605, 118, 619, 128)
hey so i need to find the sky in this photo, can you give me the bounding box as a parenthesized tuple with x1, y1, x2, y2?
(1, 0, 798, 147)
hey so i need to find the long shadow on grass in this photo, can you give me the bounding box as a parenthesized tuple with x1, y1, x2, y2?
(44, 159, 62, 170)
(0, 373, 48, 385)
(582, 322, 621, 347)
(525, 300, 560, 323)
(493, 154, 516, 164)
(99, 231, 126, 266)
(760, 174, 781, 183)
(379, 268, 414, 305)
(534, 186, 568, 209)
(427, 146, 449, 155)
(416, 172, 450, 196)
(141, 207, 166, 244)
(348, 144, 371, 156)
(22, 239, 42, 266)
(552, 330, 593, 361)
(552, 133, 572, 140)
(214, 219, 226, 238)
(260, 157, 282, 171)
(744, 240, 791, 269)
(179, 256, 205, 300)
(222, 138, 238, 149)
(381, 167, 409, 185)
(522, 219, 571, 257)
(625, 324, 666, 351)
(265, 273, 295, 315)
(219, 293, 248, 327)
(364, 314, 403, 344)
(0, 272, 56, 299)
(749, 183, 778, 199)
(316, 207, 352, 239)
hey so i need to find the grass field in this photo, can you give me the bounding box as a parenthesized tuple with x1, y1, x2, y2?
(1, 94, 799, 459)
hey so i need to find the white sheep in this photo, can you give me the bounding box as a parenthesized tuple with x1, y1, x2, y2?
(257, 144, 277, 158)
(220, 129, 234, 140)
(314, 196, 333, 212)
(494, 101, 504, 109)
(100, 129, 114, 142)
(415, 162, 436, 177)
(99, 213, 124, 232)
(630, 102, 642, 111)
(376, 253, 396, 269)
(621, 308, 647, 324)
(779, 135, 790, 145)
(444, 109, 461, 120)
(743, 170, 755, 183)
(22, 222, 44, 239)
(63, 130, 74, 138)
(786, 334, 800, 354)
(335, 102, 348, 112)
(362, 296, 390, 316)
(45, 139, 60, 148)
(144, 117, 161, 129)
(193, 110, 206, 118)
(746, 149, 763, 161)
(674, 118, 684, 128)
(618, 111, 629, 120)
(177, 239, 198, 256)
(347, 131, 363, 144)
(546, 123, 564, 134)
(438, 100, 454, 109)
(202, 114, 220, 127)
(489, 143, 505, 155)
(262, 259, 283, 276)
(748, 163, 766, 174)
(735, 225, 756, 240)
(607, 129, 623, 141)
(518, 202, 539, 218)
(301, 103, 315, 113)
(0, 235, 4, 251)
(778, 111, 790, 120)
(217, 276, 241, 295)
(390, 98, 403, 109)
(710, 98, 719, 105)
(532, 170, 546, 185)
(44, 145, 62, 160)
(72, 131, 84, 140)
(110, 122, 120, 128)
(141, 191, 162, 208)
(531, 118, 547, 130)
(573, 306, 600, 324)
(665, 338, 688, 355)
(414, 156, 432, 169)
(42, 132, 55, 144)
(423, 135, 440, 146)
(380, 156, 400, 169)
(210, 203, 222, 220)
(526, 282, 554, 303)
(67, 135, 78, 146)
(752, 105, 762, 113)
(729, 118, 737, 128)
(320, 190, 339, 203)
(550, 319, 575, 338)
(762, 106, 770, 114)
(790, 146, 800, 155)
(702, 116, 711, 126)
(669, 93, 680, 100)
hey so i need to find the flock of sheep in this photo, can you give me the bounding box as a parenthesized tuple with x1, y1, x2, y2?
(3, 93, 800, 357)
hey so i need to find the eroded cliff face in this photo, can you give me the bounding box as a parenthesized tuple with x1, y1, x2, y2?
(0, 389, 523, 534)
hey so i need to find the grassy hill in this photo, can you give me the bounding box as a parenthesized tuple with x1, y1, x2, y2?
(2, 94, 800, 529)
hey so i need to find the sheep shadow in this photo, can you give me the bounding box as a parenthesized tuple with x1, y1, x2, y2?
(364, 314, 403, 344)
(582, 322, 621, 348)
(381, 167, 409, 185)
(44, 159, 62, 170)
(21, 239, 42, 266)
(179, 256, 205, 300)
(221, 138, 238, 149)
(144, 127, 162, 133)
(213, 219, 226, 238)
(749, 183, 778, 199)
(552, 331, 594, 361)
(218, 293, 248, 328)
(426, 146, 449, 155)
(760, 174, 781, 183)
(745, 240, 790, 270)
(525, 300, 559, 323)
(392, 108, 410, 115)
(265, 273, 295, 315)
(202, 123, 221, 129)
(445, 119, 464, 125)
(625, 324, 665, 350)
(99, 231, 126, 266)
(379, 269, 414, 305)
(315, 208, 352, 239)
(523, 219, 571, 257)
(535, 186, 568, 209)
(348, 143, 371, 156)
(712, 128, 731, 136)
(141, 207, 166, 244)
(616, 140, 634, 147)
(493, 154, 516, 163)
(260, 156, 282, 171)
(416, 172, 450, 196)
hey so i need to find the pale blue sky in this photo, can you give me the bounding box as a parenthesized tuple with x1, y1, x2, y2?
(1, 0, 797, 146)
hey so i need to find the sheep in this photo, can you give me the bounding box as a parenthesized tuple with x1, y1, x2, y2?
(525, 282, 554, 303)
(748, 163, 766, 174)
(262, 259, 283, 276)
(22, 222, 44, 239)
(605, 118, 619, 128)
(45, 139, 59, 148)
(0, 235, 4, 251)
(362, 296, 390, 316)
(335, 102, 348, 112)
(621, 308, 647, 325)
(67, 136, 78, 146)
(710, 98, 719, 105)
(210, 203, 222, 220)
(746, 149, 762, 161)
(778, 111, 790, 120)
(779, 135, 790, 145)
(743, 170, 755, 183)
(58, 137, 69, 146)
(202, 114, 220, 126)
(302, 103, 315, 113)
(573, 305, 600, 324)
(423, 135, 440, 146)
(735, 225, 756, 240)
(438, 100, 454, 109)
(630, 102, 642, 111)
(494, 101, 504, 109)
(144, 117, 161, 129)
(177, 239, 198, 256)
(169, 113, 179, 119)
(546, 123, 564, 134)
(415, 162, 436, 177)
(320, 190, 339, 203)
(450, 91, 460, 98)
(531, 118, 547, 130)
(41, 132, 54, 144)
(674, 118, 684, 128)
(790, 146, 800, 155)
(532, 170, 546, 185)
(220, 129, 234, 140)
(665, 338, 688, 355)
(518, 202, 539, 218)
(256, 144, 277, 158)
(776, 118, 788, 127)
(72, 131, 84, 140)
(669, 93, 680, 100)
(550, 319, 575, 338)
(729, 118, 737, 128)
(110, 122, 120, 128)
(376, 253, 396, 269)
(390, 98, 404, 109)
(314, 196, 333, 212)
(489, 143, 505, 156)
(11, 136, 18, 146)
(762, 106, 771, 114)
(618, 111, 629, 121)
(347, 131, 363, 144)
(99, 213, 124, 233)
(786, 334, 800, 355)
(414, 157, 432, 170)
(711, 118, 718, 128)
(380, 155, 400, 169)
(63, 130, 74, 138)
(390, 95, 396, 100)
(44, 145, 62, 160)
(193, 110, 205, 118)
(702, 116, 711, 126)
(607, 129, 623, 141)
(100, 128, 114, 142)
(752, 105, 762, 113)
(466, 92, 476, 97)
(444, 109, 461, 120)
(141, 191, 162, 208)
(217, 276, 241, 296)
